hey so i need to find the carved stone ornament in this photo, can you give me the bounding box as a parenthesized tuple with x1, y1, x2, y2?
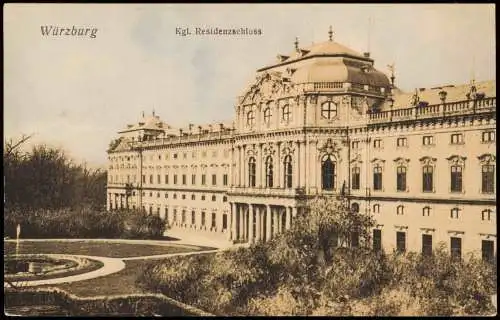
(262, 143, 276, 156)
(318, 138, 341, 156)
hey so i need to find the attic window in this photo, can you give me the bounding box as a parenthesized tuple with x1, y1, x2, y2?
(138, 122, 145, 126)
(277, 54, 289, 62)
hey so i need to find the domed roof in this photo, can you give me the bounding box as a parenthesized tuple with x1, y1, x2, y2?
(305, 41, 365, 58)
(291, 59, 391, 87)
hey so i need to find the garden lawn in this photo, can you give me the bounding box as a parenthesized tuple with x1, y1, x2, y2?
(4, 241, 214, 258)
(39, 259, 176, 296)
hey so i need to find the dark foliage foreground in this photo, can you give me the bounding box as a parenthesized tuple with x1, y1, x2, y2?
(4, 207, 166, 240)
(136, 197, 497, 316)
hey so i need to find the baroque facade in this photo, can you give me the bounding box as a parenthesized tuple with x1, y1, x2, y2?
(107, 30, 496, 259)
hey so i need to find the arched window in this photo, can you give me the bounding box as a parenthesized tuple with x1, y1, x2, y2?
(450, 165, 463, 192)
(282, 104, 291, 123)
(351, 166, 360, 190)
(351, 202, 360, 213)
(263, 108, 272, 125)
(321, 154, 336, 190)
(265, 156, 274, 188)
(373, 165, 383, 190)
(321, 101, 337, 119)
(248, 157, 256, 187)
(283, 155, 293, 188)
(247, 111, 255, 126)
(396, 165, 407, 191)
(422, 165, 433, 192)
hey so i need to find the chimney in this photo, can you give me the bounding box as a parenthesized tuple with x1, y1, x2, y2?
(219, 123, 224, 131)
(363, 52, 370, 58)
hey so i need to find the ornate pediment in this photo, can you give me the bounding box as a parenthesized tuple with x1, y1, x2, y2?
(393, 157, 410, 165)
(478, 153, 495, 164)
(280, 141, 296, 157)
(262, 143, 276, 157)
(318, 138, 342, 156)
(350, 153, 363, 164)
(419, 156, 437, 165)
(240, 71, 295, 105)
(246, 146, 258, 158)
(446, 155, 467, 165)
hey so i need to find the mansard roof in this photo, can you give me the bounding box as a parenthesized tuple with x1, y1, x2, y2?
(390, 80, 496, 109)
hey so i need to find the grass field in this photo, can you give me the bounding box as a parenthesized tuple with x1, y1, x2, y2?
(4, 241, 214, 258)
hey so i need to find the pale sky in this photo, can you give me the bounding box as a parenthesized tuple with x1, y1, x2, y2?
(4, 3, 495, 168)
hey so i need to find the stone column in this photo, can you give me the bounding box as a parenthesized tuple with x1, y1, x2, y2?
(294, 141, 300, 188)
(285, 206, 291, 230)
(237, 146, 242, 187)
(256, 206, 261, 241)
(230, 147, 235, 187)
(258, 143, 263, 188)
(249, 204, 255, 243)
(230, 202, 236, 241)
(238, 204, 244, 241)
(266, 205, 272, 241)
(274, 210, 279, 236)
(303, 140, 309, 189)
(242, 145, 247, 187)
(277, 142, 282, 188)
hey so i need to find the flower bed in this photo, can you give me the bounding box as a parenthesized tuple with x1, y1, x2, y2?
(4, 254, 104, 282)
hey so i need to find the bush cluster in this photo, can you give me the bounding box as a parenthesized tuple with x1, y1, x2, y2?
(4, 207, 166, 240)
(137, 238, 496, 316)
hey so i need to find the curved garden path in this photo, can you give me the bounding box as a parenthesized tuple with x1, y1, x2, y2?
(4, 237, 240, 289)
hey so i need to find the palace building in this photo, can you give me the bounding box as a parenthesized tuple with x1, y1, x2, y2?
(107, 29, 496, 260)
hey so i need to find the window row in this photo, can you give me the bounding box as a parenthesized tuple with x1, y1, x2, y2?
(372, 230, 495, 262)
(247, 155, 293, 188)
(131, 173, 230, 187)
(140, 191, 228, 202)
(349, 163, 495, 194)
(373, 203, 494, 221)
(164, 208, 228, 230)
(357, 130, 495, 150)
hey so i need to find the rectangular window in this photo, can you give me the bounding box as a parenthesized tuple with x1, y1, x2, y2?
(212, 174, 217, 186)
(373, 229, 382, 252)
(352, 167, 360, 190)
(373, 139, 382, 149)
(202, 174, 206, 185)
(351, 141, 359, 149)
(422, 166, 433, 192)
(396, 166, 407, 191)
(211, 213, 216, 228)
(223, 174, 228, 186)
(149, 175, 153, 184)
(450, 237, 462, 259)
(396, 137, 407, 147)
(165, 208, 168, 222)
(482, 209, 492, 221)
(165, 175, 169, 185)
(422, 234, 433, 256)
(351, 232, 359, 248)
(451, 208, 460, 219)
(482, 131, 495, 143)
(482, 165, 495, 193)
(450, 166, 463, 192)
(422, 135, 434, 146)
(173, 209, 177, 222)
(174, 175, 178, 185)
(191, 194, 195, 200)
(181, 210, 186, 224)
(396, 232, 406, 253)
(182, 174, 186, 185)
(450, 133, 463, 144)
(222, 214, 228, 230)
(173, 153, 178, 159)
(422, 207, 431, 216)
(157, 174, 161, 184)
(373, 166, 382, 190)
(482, 240, 495, 263)
(192, 174, 196, 185)
(201, 211, 206, 226)
(191, 211, 195, 225)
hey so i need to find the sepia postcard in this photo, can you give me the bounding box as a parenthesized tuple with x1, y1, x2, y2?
(3, 3, 496, 317)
